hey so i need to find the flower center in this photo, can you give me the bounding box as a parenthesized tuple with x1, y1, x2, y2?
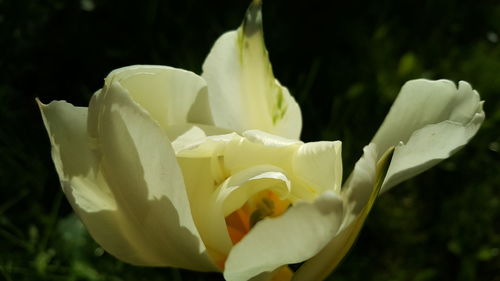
(225, 190, 290, 244)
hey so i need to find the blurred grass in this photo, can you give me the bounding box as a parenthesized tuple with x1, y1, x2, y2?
(0, 0, 499, 280)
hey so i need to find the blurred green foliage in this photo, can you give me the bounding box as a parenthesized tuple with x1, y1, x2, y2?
(0, 0, 499, 280)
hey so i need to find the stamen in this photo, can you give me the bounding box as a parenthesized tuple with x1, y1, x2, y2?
(225, 190, 290, 244)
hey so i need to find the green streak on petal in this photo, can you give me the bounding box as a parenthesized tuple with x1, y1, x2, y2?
(272, 88, 288, 125)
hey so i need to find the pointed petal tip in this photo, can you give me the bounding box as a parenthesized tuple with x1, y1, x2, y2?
(377, 146, 395, 172)
(35, 98, 47, 114)
(250, 0, 263, 11)
(36, 98, 56, 113)
(243, 0, 263, 37)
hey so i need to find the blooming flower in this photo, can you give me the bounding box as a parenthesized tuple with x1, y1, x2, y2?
(37, 1, 484, 281)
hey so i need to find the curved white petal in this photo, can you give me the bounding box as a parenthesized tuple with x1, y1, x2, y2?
(293, 141, 343, 194)
(103, 65, 213, 130)
(294, 144, 393, 281)
(38, 99, 145, 266)
(383, 119, 483, 190)
(84, 82, 216, 270)
(37, 99, 114, 211)
(214, 166, 291, 217)
(202, 2, 302, 139)
(38, 99, 97, 179)
(224, 192, 344, 281)
(371, 79, 484, 192)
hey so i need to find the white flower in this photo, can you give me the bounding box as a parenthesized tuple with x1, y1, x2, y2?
(37, 1, 484, 281)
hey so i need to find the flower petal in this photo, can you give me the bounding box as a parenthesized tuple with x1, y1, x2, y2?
(37, 99, 114, 211)
(167, 124, 234, 153)
(38, 99, 95, 179)
(293, 145, 393, 281)
(169, 125, 208, 152)
(214, 166, 291, 217)
(293, 141, 343, 194)
(202, 2, 302, 139)
(243, 130, 302, 147)
(223, 131, 316, 202)
(176, 155, 233, 267)
(224, 131, 302, 175)
(86, 82, 217, 270)
(383, 119, 483, 190)
(103, 65, 213, 130)
(223, 191, 344, 281)
(37, 99, 147, 265)
(371, 79, 484, 192)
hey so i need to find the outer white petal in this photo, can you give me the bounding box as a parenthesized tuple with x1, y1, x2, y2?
(37, 99, 94, 178)
(383, 119, 482, 190)
(37, 99, 151, 266)
(86, 82, 217, 270)
(37, 99, 114, 212)
(202, 2, 302, 139)
(224, 192, 344, 281)
(37, 99, 151, 267)
(293, 145, 393, 281)
(103, 65, 213, 130)
(371, 79, 484, 192)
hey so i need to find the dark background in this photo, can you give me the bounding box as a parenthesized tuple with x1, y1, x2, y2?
(1, 0, 499, 280)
